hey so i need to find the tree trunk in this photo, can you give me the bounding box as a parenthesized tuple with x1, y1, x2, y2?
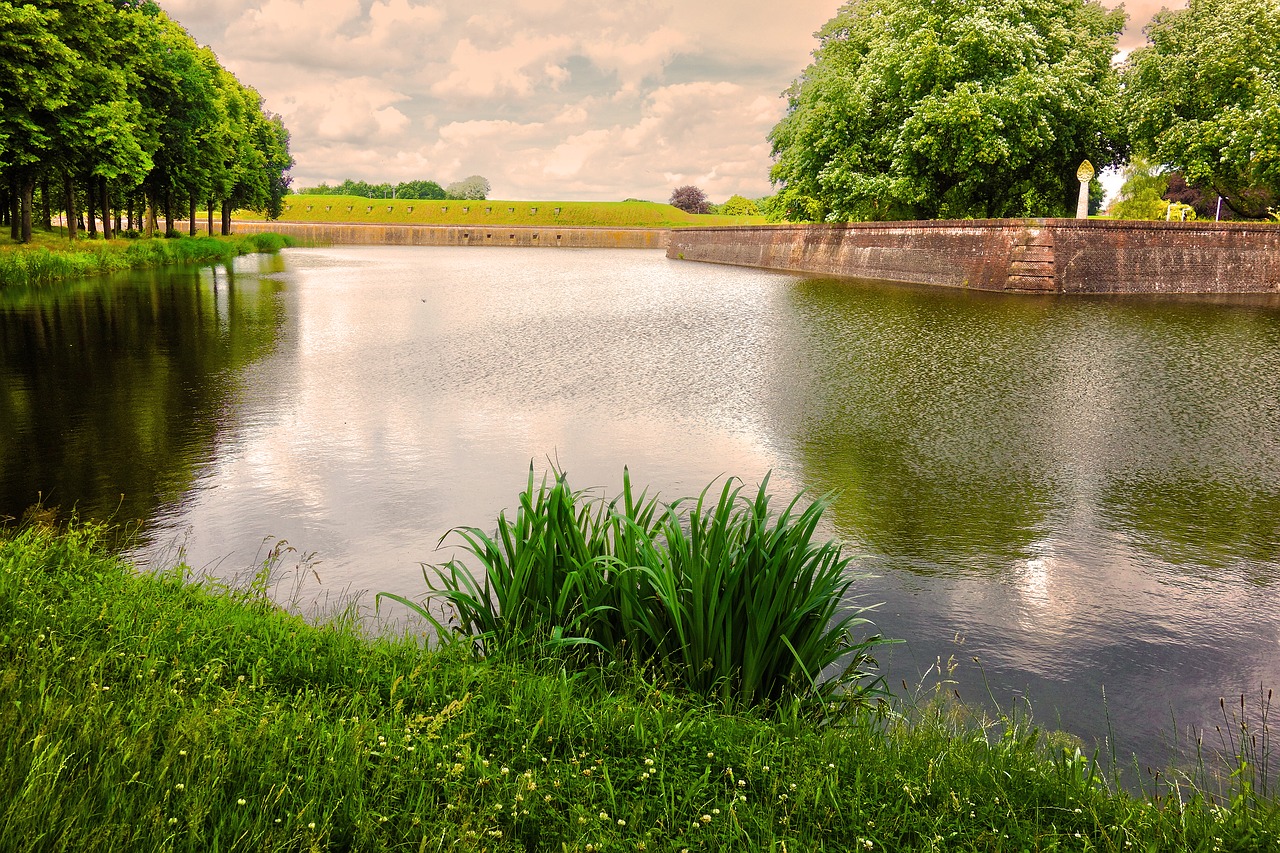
(20, 176, 34, 243)
(221, 200, 231, 236)
(8, 177, 17, 240)
(40, 177, 51, 230)
(101, 177, 113, 240)
(146, 189, 158, 237)
(64, 173, 77, 240)
(127, 197, 134, 232)
(207, 197, 214, 235)
(189, 192, 197, 236)
(164, 188, 173, 236)
(86, 178, 97, 238)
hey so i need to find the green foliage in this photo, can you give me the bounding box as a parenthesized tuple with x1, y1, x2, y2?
(381, 468, 887, 706)
(0, 1, 292, 240)
(719, 194, 761, 216)
(2, 523, 1278, 851)
(1109, 160, 1171, 220)
(1123, 0, 1280, 218)
(769, 0, 1128, 221)
(298, 179, 448, 200)
(395, 179, 446, 200)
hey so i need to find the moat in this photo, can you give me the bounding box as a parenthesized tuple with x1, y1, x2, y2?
(3, 245, 1278, 772)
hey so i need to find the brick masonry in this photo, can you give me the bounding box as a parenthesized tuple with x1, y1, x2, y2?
(231, 221, 670, 250)
(666, 219, 1280, 294)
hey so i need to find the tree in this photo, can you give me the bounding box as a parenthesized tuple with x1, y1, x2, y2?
(2, 1, 290, 241)
(1108, 159, 1170, 220)
(719, 194, 761, 216)
(445, 175, 490, 200)
(1163, 173, 1236, 220)
(395, 179, 446, 200)
(0, 2, 75, 241)
(1122, 0, 1280, 218)
(769, 0, 1128, 221)
(669, 185, 709, 214)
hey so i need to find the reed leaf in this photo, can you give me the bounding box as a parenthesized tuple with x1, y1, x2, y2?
(397, 466, 888, 705)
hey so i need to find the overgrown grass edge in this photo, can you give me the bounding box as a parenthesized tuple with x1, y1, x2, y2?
(2, 521, 1277, 851)
(0, 232, 296, 288)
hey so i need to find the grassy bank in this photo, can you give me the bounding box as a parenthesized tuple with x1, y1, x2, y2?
(0, 231, 295, 288)
(2, 523, 1276, 851)
(239, 196, 766, 229)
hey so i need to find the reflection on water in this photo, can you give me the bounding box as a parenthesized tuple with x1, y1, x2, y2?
(0, 256, 285, 525)
(2, 245, 1278, 777)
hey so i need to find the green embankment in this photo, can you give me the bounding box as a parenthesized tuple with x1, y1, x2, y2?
(237, 196, 766, 228)
(1, 523, 1276, 852)
(0, 231, 295, 288)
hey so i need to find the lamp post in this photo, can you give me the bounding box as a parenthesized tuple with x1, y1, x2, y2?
(1075, 160, 1095, 219)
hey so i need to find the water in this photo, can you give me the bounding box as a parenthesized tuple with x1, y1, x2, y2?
(4, 245, 1278, 777)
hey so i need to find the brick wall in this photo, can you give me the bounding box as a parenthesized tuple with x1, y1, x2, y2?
(666, 219, 1280, 294)
(231, 221, 670, 250)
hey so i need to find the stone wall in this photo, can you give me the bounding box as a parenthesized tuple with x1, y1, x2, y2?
(666, 219, 1280, 294)
(232, 221, 669, 249)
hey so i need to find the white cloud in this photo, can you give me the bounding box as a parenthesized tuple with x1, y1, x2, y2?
(157, 0, 1183, 200)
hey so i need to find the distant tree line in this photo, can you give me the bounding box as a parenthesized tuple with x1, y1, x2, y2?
(298, 175, 491, 201)
(0, 0, 293, 243)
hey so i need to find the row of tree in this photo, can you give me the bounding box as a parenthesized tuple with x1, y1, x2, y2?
(769, 0, 1279, 222)
(0, 0, 293, 243)
(296, 175, 491, 201)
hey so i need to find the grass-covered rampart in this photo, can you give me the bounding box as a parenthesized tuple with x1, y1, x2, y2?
(0, 231, 295, 288)
(243, 196, 766, 229)
(2, 521, 1276, 852)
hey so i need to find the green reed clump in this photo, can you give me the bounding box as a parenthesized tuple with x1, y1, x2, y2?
(380, 468, 887, 705)
(3, 522, 1278, 852)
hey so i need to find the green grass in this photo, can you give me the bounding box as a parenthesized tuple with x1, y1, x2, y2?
(239, 196, 767, 228)
(381, 468, 886, 706)
(0, 230, 296, 288)
(2, 521, 1278, 851)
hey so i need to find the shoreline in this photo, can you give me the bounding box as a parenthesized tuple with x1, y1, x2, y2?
(0, 232, 295, 289)
(1, 523, 1275, 851)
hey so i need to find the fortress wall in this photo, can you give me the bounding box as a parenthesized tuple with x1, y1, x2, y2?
(231, 221, 670, 249)
(666, 219, 1280, 294)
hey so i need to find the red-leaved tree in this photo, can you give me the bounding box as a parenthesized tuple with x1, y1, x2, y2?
(669, 185, 710, 214)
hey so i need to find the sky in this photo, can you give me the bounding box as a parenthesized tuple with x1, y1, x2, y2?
(156, 0, 1180, 203)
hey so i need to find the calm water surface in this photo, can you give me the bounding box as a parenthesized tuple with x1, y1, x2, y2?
(4, 245, 1278, 775)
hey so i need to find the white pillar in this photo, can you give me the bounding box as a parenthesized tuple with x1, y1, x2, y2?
(1075, 160, 1095, 220)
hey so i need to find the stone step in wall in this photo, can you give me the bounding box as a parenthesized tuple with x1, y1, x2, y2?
(667, 219, 1280, 294)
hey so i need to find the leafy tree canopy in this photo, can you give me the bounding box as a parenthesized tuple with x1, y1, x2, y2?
(396, 179, 446, 200)
(769, 0, 1128, 221)
(669, 185, 709, 214)
(1122, 0, 1280, 218)
(719, 194, 761, 216)
(445, 175, 490, 200)
(0, 0, 292, 240)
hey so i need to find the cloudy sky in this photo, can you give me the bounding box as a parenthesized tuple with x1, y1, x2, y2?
(156, 0, 1177, 202)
